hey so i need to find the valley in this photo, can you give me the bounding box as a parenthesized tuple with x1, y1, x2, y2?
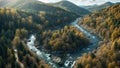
(0, 0, 120, 68)
(27, 17, 100, 68)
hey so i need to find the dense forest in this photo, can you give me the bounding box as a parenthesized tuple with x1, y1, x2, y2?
(0, 1, 89, 68)
(75, 3, 120, 68)
(1, 0, 90, 17)
(78, 4, 120, 40)
(36, 26, 90, 53)
(0, 5, 87, 68)
(0, 8, 52, 68)
(0, 0, 120, 68)
(0, 7, 90, 68)
(1, 0, 79, 29)
(75, 38, 120, 68)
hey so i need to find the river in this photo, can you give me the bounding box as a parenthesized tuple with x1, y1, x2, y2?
(27, 18, 100, 68)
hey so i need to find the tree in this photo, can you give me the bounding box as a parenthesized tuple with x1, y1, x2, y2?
(36, 24, 43, 30)
(7, 48, 13, 62)
(15, 29, 21, 37)
(0, 56, 5, 68)
(21, 28, 28, 38)
(10, 9, 17, 15)
(90, 53, 96, 59)
(112, 41, 118, 50)
(85, 64, 91, 68)
(21, 18, 26, 23)
(108, 62, 116, 68)
(77, 63, 82, 68)
(12, 36, 20, 46)
(28, 16, 33, 24)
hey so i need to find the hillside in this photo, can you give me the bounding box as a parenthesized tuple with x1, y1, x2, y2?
(0, 0, 79, 29)
(52, 1, 90, 16)
(36, 26, 90, 53)
(1, 0, 80, 15)
(0, 7, 90, 68)
(75, 3, 120, 68)
(1, 0, 120, 68)
(0, 8, 51, 68)
(0, 0, 36, 7)
(82, 2, 114, 12)
(78, 3, 120, 40)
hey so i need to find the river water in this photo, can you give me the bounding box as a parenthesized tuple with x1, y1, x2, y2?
(27, 18, 100, 68)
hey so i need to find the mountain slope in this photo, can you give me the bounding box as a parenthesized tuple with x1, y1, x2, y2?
(0, 8, 51, 68)
(52, 1, 90, 16)
(2, 0, 71, 13)
(0, 0, 79, 29)
(82, 2, 114, 12)
(78, 3, 120, 40)
(75, 3, 120, 68)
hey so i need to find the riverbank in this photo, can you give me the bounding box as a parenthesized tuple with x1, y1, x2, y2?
(26, 17, 101, 68)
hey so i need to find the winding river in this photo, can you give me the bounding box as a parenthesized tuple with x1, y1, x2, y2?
(27, 18, 100, 68)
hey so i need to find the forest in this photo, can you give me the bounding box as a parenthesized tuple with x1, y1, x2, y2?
(75, 4, 120, 68)
(0, 6, 86, 68)
(78, 4, 120, 41)
(0, 8, 52, 68)
(0, 0, 120, 68)
(36, 26, 90, 53)
(0, 0, 82, 67)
